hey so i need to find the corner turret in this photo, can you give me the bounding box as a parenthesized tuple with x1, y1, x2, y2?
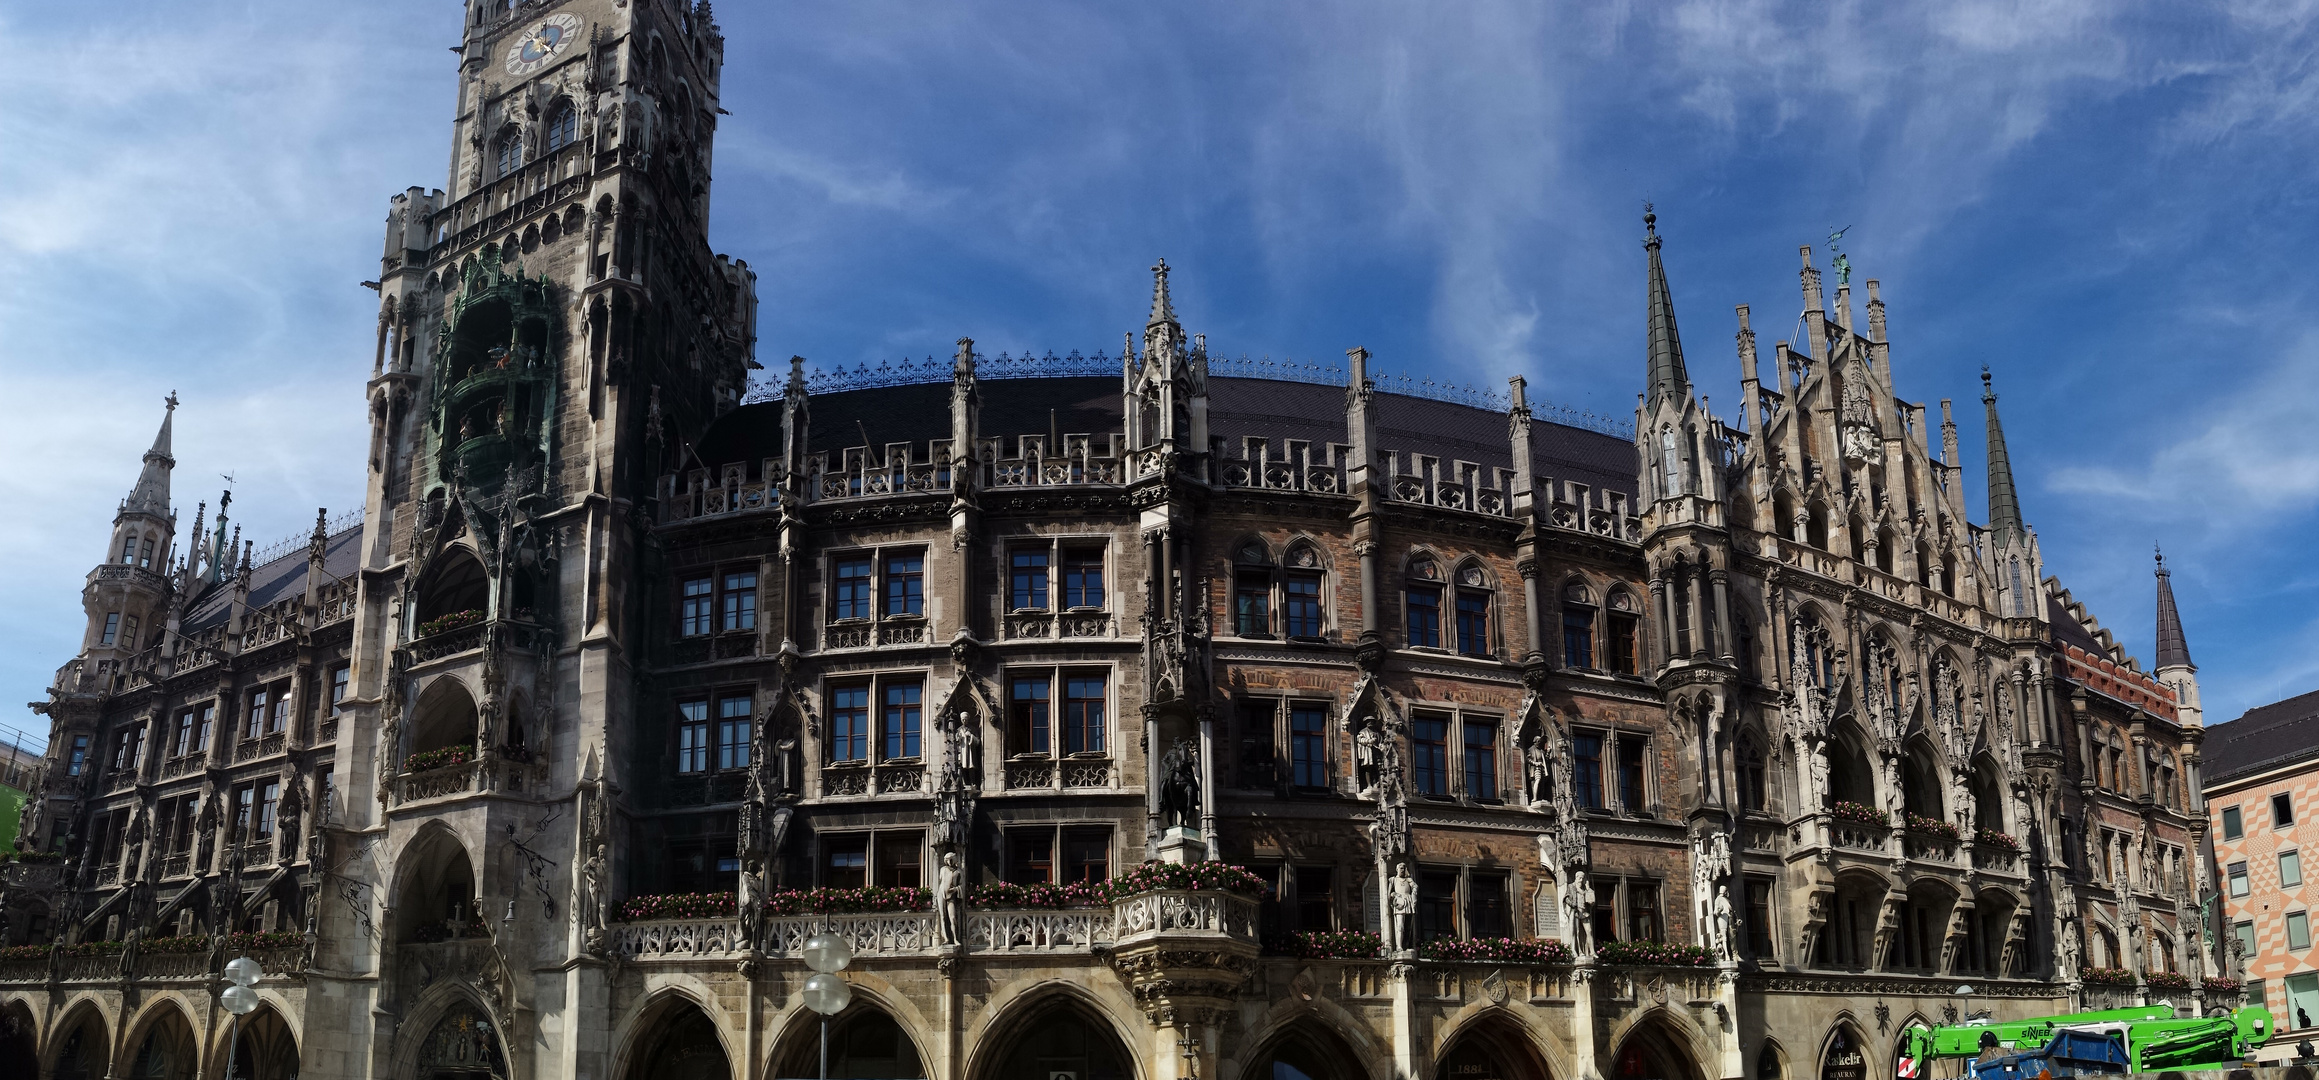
(2155, 547, 2202, 727)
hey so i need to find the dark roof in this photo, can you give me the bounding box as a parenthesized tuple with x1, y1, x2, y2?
(2204, 687, 2319, 786)
(2155, 559, 2193, 670)
(183, 527, 363, 633)
(2045, 591, 2106, 658)
(692, 375, 1639, 500)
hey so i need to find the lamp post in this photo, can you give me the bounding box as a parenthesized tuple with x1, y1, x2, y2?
(221, 955, 262, 1079)
(800, 930, 855, 1080)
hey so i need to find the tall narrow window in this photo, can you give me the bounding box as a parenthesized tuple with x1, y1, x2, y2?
(1063, 827, 1112, 883)
(124, 615, 140, 649)
(1455, 589, 1491, 658)
(1412, 715, 1449, 797)
(1239, 700, 1278, 787)
(825, 836, 869, 889)
(1468, 872, 1510, 938)
(1572, 733, 1604, 810)
(1607, 594, 1640, 674)
(1283, 572, 1323, 638)
(1737, 734, 1767, 812)
(139, 538, 154, 569)
(1063, 548, 1105, 608)
(2230, 861, 2250, 898)
(1010, 676, 1051, 755)
(829, 684, 870, 764)
(330, 666, 351, 716)
(1626, 880, 1662, 942)
(120, 536, 137, 563)
(245, 689, 270, 739)
(544, 102, 577, 152)
(192, 704, 213, 754)
(1234, 570, 1272, 636)
(1660, 428, 1682, 496)
(1406, 570, 1442, 649)
(256, 780, 281, 837)
(495, 130, 521, 176)
(1744, 877, 1775, 959)
(266, 686, 288, 735)
(2224, 806, 2245, 840)
(1011, 549, 1050, 611)
(1296, 866, 1336, 932)
(100, 612, 121, 646)
(723, 571, 758, 631)
(884, 553, 923, 616)
(1464, 721, 1499, 800)
(1007, 829, 1055, 885)
(1618, 735, 1648, 812)
(875, 832, 925, 888)
(676, 700, 710, 774)
(2286, 850, 2305, 888)
(2278, 793, 2298, 828)
(717, 696, 752, 770)
(67, 734, 89, 777)
(833, 558, 873, 620)
(883, 682, 923, 760)
(680, 576, 713, 635)
(1289, 703, 1327, 790)
(1064, 675, 1106, 754)
(173, 709, 198, 758)
(1417, 871, 1459, 942)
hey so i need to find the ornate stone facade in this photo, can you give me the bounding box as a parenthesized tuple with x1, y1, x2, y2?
(1, 4, 2218, 1080)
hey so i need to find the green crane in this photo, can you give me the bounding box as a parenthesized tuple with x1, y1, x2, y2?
(1897, 1005, 2274, 1075)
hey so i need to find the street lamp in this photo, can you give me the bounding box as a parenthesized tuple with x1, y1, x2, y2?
(222, 956, 262, 1080)
(801, 931, 855, 1080)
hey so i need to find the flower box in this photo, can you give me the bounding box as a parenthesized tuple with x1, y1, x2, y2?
(1, 850, 63, 864)
(0, 945, 48, 961)
(225, 930, 305, 952)
(1593, 940, 1716, 966)
(1905, 814, 1961, 842)
(1276, 930, 1384, 960)
(617, 892, 737, 922)
(763, 885, 929, 916)
(2080, 966, 2136, 986)
(1420, 936, 1571, 965)
(417, 609, 484, 638)
(1100, 860, 1270, 900)
(966, 880, 1110, 910)
(58, 940, 125, 958)
(403, 744, 474, 773)
(2145, 971, 2192, 991)
(1974, 828, 2022, 854)
(1829, 801, 1890, 828)
(2203, 976, 2243, 994)
(142, 935, 211, 955)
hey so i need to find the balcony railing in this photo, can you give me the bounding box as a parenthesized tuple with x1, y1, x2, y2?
(608, 890, 1259, 964)
(1005, 757, 1113, 791)
(763, 913, 937, 960)
(967, 908, 1113, 952)
(611, 918, 747, 962)
(395, 761, 477, 805)
(1831, 824, 1887, 852)
(233, 734, 286, 763)
(162, 752, 207, 778)
(409, 623, 487, 664)
(108, 769, 140, 793)
(0, 955, 46, 983)
(161, 852, 192, 879)
(1112, 891, 1257, 949)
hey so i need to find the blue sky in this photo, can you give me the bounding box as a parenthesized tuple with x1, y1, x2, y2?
(5, 1, 2318, 749)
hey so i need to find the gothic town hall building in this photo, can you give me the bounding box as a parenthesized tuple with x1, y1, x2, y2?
(0, 3, 2227, 1079)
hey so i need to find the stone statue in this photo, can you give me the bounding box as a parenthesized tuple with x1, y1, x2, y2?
(1565, 870, 1593, 956)
(737, 855, 764, 952)
(775, 734, 800, 796)
(1355, 719, 1381, 796)
(953, 711, 980, 776)
(1713, 886, 1734, 959)
(580, 843, 608, 952)
(1387, 863, 1418, 953)
(1522, 735, 1550, 807)
(933, 851, 963, 946)
(277, 772, 304, 863)
(2058, 919, 2082, 980)
(1158, 739, 1200, 830)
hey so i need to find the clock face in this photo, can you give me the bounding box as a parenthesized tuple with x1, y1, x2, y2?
(504, 13, 583, 78)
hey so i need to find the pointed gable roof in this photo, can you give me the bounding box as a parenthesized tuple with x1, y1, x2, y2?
(123, 393, 177, 519)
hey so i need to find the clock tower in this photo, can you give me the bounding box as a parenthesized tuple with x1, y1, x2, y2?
(326, 2, 757, 1076)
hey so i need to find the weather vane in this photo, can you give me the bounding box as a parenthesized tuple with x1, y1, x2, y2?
(1827, 225, 1853, 286)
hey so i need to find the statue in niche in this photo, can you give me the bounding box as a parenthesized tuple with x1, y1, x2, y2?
(1565, 870, 1593, 956)
(1158, 739, 1201, 831)
(1712, 886, 1735, 959)
(1521, 730, 1551, 807)
(737, 853, 764, 952)
(933, 852, 963, 947)
(579, 843, 608, 953)
(1387, 863, 1419, 953)
(1355, 717, 1381, 796)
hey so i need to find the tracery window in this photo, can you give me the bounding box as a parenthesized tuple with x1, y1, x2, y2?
(494, 128, 522, 178)
(1561, 582, 1596, 669)
(1405, 558, 1443, 649)
(544, 101, 577, 152)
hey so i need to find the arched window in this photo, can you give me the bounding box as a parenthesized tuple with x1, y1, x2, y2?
(2098, 926, 2120, 969)
(494, 128, 522, 178)
(1737, 731, 1767, 812)
(1405, 557, 1443, 649)
(1231, 540, 1274, 637)
(1606, 590, 1642, 675)
(1452, 561, 1492, 659)
(544, 100, 577, 152)
(1659, 427, 1682, 497)
(1281, 542, 1325, 639)
(1560, 582, 1595, 670)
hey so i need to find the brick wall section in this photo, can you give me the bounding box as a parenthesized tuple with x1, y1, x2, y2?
(2215, 762, 2319, 1030)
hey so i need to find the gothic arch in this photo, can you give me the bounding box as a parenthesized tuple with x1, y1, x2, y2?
(964, 980, 1146, 1080)
(45, 996, 112, 1080)
(1604, 1006, 1711, 1080)
(408, 675, 482, 761)
(1824, 719, 1875, 810)
(1814, 1017, 1874, 1080)
(1430, 1005, 1564, 1080)
(119, 995, 198, 1080)
(0, 998, 33, 1080)
(1282, 535, 1331, 571)
(768, 985, 933, 1080)
(1231, 535, 1275, 567)
(614, 988, 734, 1080)
(1753, 1038, 1789, 1080)
(388, 819, 479, 942)
(415, 543, 489, 624)
(390, 984, 512, 1080)
(1228, 1013, 1371, 1080)
(1900, 735, 1944, 822)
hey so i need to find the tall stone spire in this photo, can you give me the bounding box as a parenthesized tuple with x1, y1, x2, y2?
(124, 392, 178, 518)
(1981, 367, 2024, 547)
(1148, 257, 1177, 329)
(1644, 209, 1689, 407)
(2154, 547, 2193, 671)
